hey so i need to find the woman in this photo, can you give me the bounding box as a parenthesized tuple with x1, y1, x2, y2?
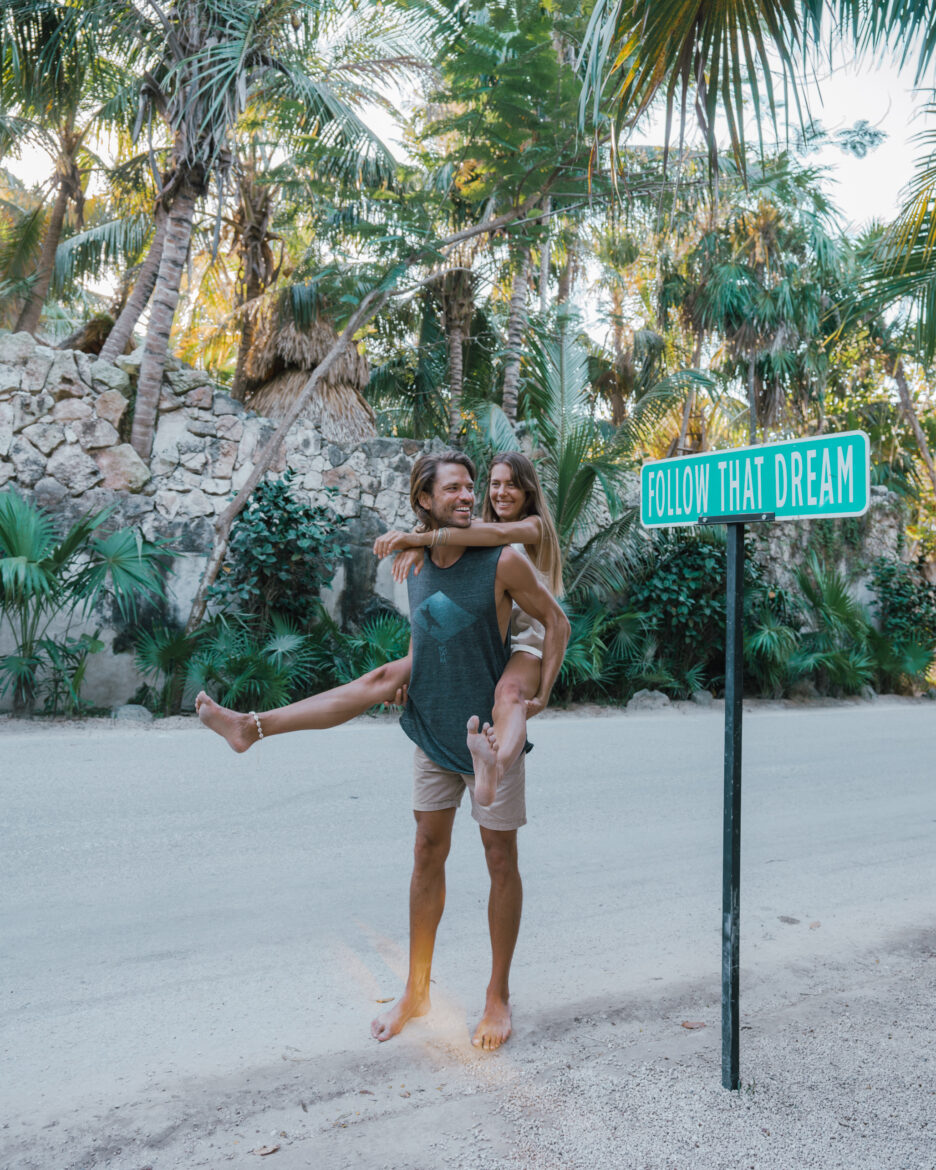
(195, 452, 562, 805)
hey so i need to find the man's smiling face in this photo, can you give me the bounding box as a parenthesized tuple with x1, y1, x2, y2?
(420, 462, 475, 528)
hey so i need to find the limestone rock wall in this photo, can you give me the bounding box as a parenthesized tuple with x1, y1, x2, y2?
(0, 331, 436, 707)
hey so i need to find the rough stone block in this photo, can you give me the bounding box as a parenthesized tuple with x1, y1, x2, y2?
(201, 477, 232, 495)
(0, 331, 36, 364)
(150, 452, 178, 477)
(21, 421, 65, 455)
(361, 438, 401, 459)
(154, 489, 180, 520)
(211, 439, 238, 478)
(182, 488, 214, 517)
(286, 452, 310, 475)
(73, 351, 94, 386)
(23, 345, 54, 389)
(215, 414, 243, 441)
(327, 443, 349, 467)
(690, 689, 714, 707)
(89, 360, 131, 396)
(231, 463, 253, 492)
(94, 389, 128, 429)
(0, 402, 13, 457)
(158, 388, 184, 413)
(184, 385, 213, 409)
(115, 347, 144, 375)
(47, 442, 103, 494)
(33, 476, 68, 508)
(323, 464, 360, 492)
(187, 416, 217, 438)
(44, 351, 85, 399)
(374, 488, 399, 517)
(51, 398, 93, 422)
(94, 443, 151, 492)
(331, 494, 361, 519)
(0, 461, 13, 488)
(166, 367, 210, 394)
(9, 435, 46, 486)
(179, 449, 207, 472)
(626, 688, 671, 711)
(0, 362, 22, 396)
(12, 391, 54, 432)
(112, 703, 154, 723)
(212, 393, 243, 416)
(75, 417, 120, 450)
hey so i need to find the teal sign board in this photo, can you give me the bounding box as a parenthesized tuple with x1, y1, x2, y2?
(640, 431, 870, 528)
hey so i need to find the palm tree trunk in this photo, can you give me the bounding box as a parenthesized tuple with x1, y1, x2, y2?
(538, 197, 551, 315)
(501, 249, 530, 423)
(447, 324, 466, 444)
(894, 359, 936, 498)
(747, 356, 758, 445)
(15, 181, 71, 336)
(100, 205, 169, 363)
(230, 314, 255, 403)
(130, 185, 199, 460)
(676, 334, 704, 454)
(231, 255, 264, 402)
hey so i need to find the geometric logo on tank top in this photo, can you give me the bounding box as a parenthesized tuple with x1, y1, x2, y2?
(412, 590, 477, 643)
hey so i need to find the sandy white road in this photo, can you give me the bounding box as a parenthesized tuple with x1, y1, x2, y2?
(1, 701, 934, 1169)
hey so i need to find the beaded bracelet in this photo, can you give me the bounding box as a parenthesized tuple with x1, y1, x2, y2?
(248, 710, 264, 742)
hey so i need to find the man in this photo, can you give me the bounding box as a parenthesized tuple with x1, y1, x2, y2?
(371, 450, 571, 1051)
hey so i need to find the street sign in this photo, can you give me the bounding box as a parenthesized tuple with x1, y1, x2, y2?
(640, 431, 870, 528)
(636, 430, 871, 1092)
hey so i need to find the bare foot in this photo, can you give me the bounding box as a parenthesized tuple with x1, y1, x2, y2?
(467, 715, 502, 807)
(472, 995, 512, 1051)
(370, 989, 430, 1042)
(195, 691, 256, 753)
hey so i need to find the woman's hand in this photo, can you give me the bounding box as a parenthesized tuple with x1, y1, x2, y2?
(392, 547, 424, 583)
(525, 693, 548, 720)
(374, 529, 419, 558)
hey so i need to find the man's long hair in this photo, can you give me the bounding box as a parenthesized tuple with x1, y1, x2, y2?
(409, 449, 476, 528)
(481, 450, 563, 595)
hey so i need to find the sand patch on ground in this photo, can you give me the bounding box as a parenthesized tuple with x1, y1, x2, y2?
(7, 929, 933, 1170)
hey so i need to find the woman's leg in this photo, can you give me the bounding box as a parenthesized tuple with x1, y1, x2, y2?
(195, 655, 412, 753)
(468, 652, 540, 806)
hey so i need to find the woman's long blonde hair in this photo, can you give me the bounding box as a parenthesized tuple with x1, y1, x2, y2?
(482, 451, 563, 596)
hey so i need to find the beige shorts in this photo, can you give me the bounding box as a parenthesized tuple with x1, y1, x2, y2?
(413, 745, 527, 831)
(510, 604, 544, 659)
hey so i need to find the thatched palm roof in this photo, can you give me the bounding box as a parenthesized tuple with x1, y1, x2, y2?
(245, 313, 375, 446)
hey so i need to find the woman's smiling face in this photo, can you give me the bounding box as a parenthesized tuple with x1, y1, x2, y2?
(489, 462, 527, 522)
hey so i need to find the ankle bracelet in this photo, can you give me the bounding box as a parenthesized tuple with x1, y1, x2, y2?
(248, 710, 264, 741)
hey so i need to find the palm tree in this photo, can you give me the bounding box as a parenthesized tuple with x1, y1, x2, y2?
(578, 0, 827, 172)
(500, 245, 532, 423)
(513, 314, 704, 597)
(0, 0, 133, 336)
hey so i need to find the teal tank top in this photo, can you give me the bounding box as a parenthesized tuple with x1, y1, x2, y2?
(400, 545, 511, 773)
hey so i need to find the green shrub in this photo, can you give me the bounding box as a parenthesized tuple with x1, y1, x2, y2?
(623, 530, 765, 696)
(869, 557, 936, 689)
(208, 471, 350, 631)
(0, 488, 169, 713)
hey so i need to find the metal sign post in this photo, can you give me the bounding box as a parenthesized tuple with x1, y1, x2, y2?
(640, 431, 871, 1092)
(699, 513, 773, 1090)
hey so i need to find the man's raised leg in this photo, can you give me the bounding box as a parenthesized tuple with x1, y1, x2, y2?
(473, 826, 522, 1050)
(372, 807, 456, 1041)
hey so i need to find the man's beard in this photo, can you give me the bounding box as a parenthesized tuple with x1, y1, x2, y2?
(428, 503, 472, 528)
